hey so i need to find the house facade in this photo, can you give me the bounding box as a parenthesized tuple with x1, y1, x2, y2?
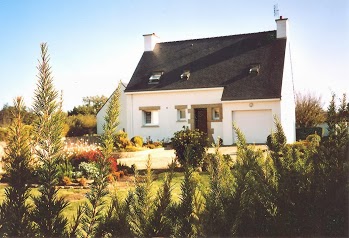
(96, 82, 127, 134)
(101, 17, 296, 144)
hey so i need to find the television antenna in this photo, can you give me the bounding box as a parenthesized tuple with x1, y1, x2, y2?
(274, 4, 280, 18)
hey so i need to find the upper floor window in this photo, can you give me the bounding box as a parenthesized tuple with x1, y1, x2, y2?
(149, 71, 163, 84)
(181, 70, 190, 80)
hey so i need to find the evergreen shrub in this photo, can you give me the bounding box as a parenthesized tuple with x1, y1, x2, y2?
(171, 127, 208, 168)
(131, 136, 143, 147)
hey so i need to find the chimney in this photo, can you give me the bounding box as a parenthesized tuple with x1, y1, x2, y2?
(143, 33, 159, 51)
(275, 16, 288, 39)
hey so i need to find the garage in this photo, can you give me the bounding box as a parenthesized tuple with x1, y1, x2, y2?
(232, 110, 273, 144)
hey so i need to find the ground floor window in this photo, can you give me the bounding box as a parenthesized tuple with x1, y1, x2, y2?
(142, 110, 159, 126)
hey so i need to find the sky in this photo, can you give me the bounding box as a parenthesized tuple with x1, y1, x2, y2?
(0, 0, 348, 111)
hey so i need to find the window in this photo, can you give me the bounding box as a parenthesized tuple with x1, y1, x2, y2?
(249, 64, 260, 75)
(145, 111, 152, 124)
(178, 109, 186, 121)
(181, 70, 190, 80)
(142, 110, 159, 126)
(149, 72, 163, 84)
(212, 108, 220, 120)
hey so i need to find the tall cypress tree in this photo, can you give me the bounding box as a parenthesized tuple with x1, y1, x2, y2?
(78, 83, 121, 237)
(0, 97, 34, 237)
(31, 43, 68, 237)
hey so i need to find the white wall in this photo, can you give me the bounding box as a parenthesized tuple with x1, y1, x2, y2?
(126, 88, 224, 141)
(97, 83, 127, 135)
(222, 100, 281, 144)
(280, 40, 296, 143)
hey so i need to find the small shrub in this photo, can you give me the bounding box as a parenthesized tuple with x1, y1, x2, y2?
(108, 156, 118, 172)
(61, 176, 72, 186)
(70, 149, 102, 168)
(79, 162, 99, 179)
(153, 141, 163, 148)
(114, 131, 132, 150)
(107, 174, 115, 183)
(131, 136, 143, 147)
(78, 177, 87, 186)
(146, 144, 156, 149)
(306, 133, 321, 146)
(171, 126, 208, 168)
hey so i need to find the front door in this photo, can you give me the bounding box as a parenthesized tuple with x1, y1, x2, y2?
(194, 108, 208, 134)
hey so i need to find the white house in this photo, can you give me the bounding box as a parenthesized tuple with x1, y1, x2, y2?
(101, 17, 296, 144)
(96, 81, 127, 134)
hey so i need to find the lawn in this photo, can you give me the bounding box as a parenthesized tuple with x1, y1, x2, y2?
(0, 171, 210, 223)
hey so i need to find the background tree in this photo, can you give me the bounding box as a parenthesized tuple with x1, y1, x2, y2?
(31, 43, 69, 237)
(0, 104, 35, 127)
(296, 92, 325, 128)
(68, 95, 107, 116)
(0, 97, 34, 237)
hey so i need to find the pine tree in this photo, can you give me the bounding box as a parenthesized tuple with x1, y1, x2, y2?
(0, 97, 34, 237)
(31, 43, 69, 237)
(78, 83, 121, 237)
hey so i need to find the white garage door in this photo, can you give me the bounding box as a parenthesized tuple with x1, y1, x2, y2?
(232, 110, 273, 144)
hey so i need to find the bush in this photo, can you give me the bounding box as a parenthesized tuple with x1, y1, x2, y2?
(61, 176, 72, 186)
(108, 156, 118, 172)
(70, 149, 102, 168)
(171, 127, 208, 168)
(131, 136, 143, 147)
(114, 131, 132, 150)
(78, 162, 99, 179)
(306, 133, 321, 143)
(78, 177, 87, 186)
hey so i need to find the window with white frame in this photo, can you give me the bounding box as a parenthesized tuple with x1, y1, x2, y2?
(143, 110, 159, 126)
(178, 109, 186, 121)
(212, 107, 220, 120)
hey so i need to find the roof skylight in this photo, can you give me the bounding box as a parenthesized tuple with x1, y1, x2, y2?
(181, 70, 190, 80)
(149, 72, 163, 84)
(249, 64, 260, 75)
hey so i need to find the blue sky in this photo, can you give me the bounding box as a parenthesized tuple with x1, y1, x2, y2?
(0, 0, 348, 111)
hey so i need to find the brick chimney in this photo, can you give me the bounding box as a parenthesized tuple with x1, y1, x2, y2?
(275, 16, 288, 39)
(143, 33, 159, 51)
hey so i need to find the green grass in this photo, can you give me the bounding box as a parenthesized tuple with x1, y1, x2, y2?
(0, 171, 210, 223)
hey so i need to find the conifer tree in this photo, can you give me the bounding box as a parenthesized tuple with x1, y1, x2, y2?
(315, 93, 349, 236)
(173, 146, 204, 237)
(31, 43, 68, 237)
(150, 162, 175, 237)
(127, 157, 155, 237)
(0, 97, 34, 237)
(203, 144, 234, 236)
(78, 83, 121, 237)
(230, 124, 275, 236)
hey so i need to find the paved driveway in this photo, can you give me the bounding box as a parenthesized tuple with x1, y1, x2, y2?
(116, 146, 263, 170)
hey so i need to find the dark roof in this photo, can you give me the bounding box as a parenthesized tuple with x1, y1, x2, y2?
(125, 30, 286, 101)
